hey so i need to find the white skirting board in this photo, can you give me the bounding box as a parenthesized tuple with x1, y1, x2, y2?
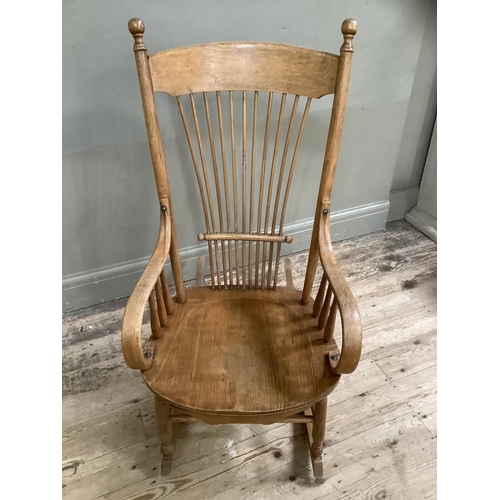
(62, 199, 389, 312)
(405, 206, 437, 243)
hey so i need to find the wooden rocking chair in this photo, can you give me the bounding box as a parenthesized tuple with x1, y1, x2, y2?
(122, 17, 362, 478)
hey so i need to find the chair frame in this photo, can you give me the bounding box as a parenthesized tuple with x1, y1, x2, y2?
(121, 17, 362, 478)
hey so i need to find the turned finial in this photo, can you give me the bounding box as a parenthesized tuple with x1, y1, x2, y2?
(128, 18, 146, 52)
(341, 19, 358, 52)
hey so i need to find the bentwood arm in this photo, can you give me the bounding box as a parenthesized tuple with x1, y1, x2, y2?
(121, 203, 172, 371)
(317, 200, 362, 374)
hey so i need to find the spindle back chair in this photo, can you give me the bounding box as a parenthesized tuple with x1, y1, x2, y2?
(121, 17, 362, 478)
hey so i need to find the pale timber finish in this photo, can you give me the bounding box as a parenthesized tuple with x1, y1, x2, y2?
(62, 221, 437, 500)
(142, 287, 341, 418)
(121, 17, 361, 478)
(149, 42, 340, 98)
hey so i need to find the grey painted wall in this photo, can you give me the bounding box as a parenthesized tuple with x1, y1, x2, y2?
(417, 120, 437, 220)
(62, 0, 437, 311)
(388, 0, 436, 220)
(405, 119, 437, 242)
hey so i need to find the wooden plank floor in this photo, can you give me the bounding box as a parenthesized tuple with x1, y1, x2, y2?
(62, 220, 437, 500)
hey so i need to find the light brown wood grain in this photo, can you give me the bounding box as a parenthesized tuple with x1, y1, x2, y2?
(273, 96, 313, 289)
(198, 232, 293, 244)
(128, 19, 186, 303)
(261, 93, 286, 289)
(142, 286, 340, 416)
(242, 91, 248, 288)
(63, 220, 436, 498)
(229, 91, 241, 289)
(155, 396, 174, 476)
(149, 42, 339, 98)
(268, 95, 300, 288)
(147, 293, 162, 339)
(159, 269, 173, 314)
(154, 279, 168, 326)
(285, 258, 293, 289)
(216, 90, 234, 288)
(249, 91, 258, 288)
(318, 200, 362, 374)
(203, 92, 227, 288)
(318, 283, 333, 330)
(324, 296, 338, 342)
(304, 406, 322, 477)
(122, 17, 360, 480)
(313, 273, 328, 317)
(255, 92, 273, 288)
(176, 95, 216, 288)
(310, 398, 327, 476)
(195, 255, 205, 287)
(189, 93, 220, 288)
(121, 205, 171, 370)
(169, 413, 313, 424)
(302, 19, 357, 304)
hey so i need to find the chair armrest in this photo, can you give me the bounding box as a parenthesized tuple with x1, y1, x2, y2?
(317, 202, 362, 374)
(121, 205, 171, 370)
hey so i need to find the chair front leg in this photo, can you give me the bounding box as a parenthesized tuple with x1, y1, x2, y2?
(310, 397, 327, 477)
(155, 396, 174, 476)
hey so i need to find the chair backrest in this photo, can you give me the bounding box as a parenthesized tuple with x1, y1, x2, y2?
(128, 18, 357, 299)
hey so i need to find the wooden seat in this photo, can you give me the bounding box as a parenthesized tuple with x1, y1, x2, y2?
(143, 286, 340, 419)
(121, 17, 363, 478)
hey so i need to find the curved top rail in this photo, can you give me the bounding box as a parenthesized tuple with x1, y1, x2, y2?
(148, 42, 339, 98)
